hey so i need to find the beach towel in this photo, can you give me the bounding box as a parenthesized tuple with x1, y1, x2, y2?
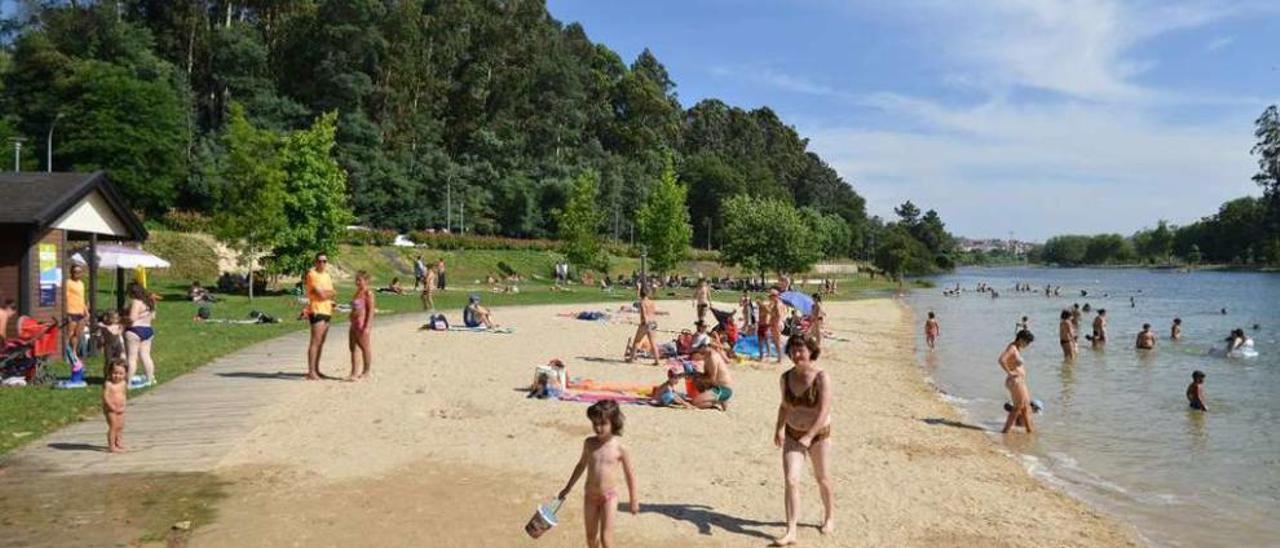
(567, 378, 652, 397)
(557, 391, 651, 405)
(448, 325, 515, 334)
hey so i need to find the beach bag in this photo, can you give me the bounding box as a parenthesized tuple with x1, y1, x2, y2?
(429, 314, 449, 331)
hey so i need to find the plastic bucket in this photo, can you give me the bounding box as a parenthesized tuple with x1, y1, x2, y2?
(524, 498, 562, 539)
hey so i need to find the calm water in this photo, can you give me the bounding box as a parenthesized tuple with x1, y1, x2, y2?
(907, 267, 1279, 548)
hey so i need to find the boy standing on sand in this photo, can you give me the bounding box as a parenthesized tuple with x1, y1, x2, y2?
(1187, 371, 1207, 411)
(102, 360, 127, 453)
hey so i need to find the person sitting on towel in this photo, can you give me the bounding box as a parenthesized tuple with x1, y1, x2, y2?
(464, 295, 496, 329)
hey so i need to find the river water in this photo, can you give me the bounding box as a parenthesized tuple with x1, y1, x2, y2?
(906, 267, 1279, 547)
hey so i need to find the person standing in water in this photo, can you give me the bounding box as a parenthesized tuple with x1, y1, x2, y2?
(1187, 371, 1208, 411)
(1171, 318, 1182, 340)
(1090, 309, 1108, 346)
(1015, 316, 1030, 336)
(1135, 323, 1156, 350)
(924, 311, 940, 350)
(1059, 310, 1077, 360)
(1000, 330, 1036, 434)
(625, 285, 662, 366)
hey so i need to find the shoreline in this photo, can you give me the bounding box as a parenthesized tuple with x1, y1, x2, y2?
(899, 300, 1148, 546)
(185, 298, 1137, 547)
(3, 297, 1138, 546)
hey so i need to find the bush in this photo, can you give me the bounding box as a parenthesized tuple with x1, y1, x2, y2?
(341, 228, 397, 246)
(407, 231, 564, 252)
(159, 210, 213, 233)
(143, 231, 220, 282)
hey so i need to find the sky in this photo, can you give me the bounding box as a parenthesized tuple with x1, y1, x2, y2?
(546, 0, 1280, 240)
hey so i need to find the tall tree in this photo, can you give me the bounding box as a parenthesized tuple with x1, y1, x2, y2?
(557, 170, 607, 273)
(209, 103, 286, 300)
(271, 111, 353, 276)
(635, 155, 692, 273)
(720, 195, 822, 277)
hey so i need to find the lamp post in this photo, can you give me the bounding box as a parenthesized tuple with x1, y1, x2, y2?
(47, 113, 64, 173)
(9, 137, 28, 172)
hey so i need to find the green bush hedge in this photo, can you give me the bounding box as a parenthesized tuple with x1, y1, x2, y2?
(341, 228, 721, 262)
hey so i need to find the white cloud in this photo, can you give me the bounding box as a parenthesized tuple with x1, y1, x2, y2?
(710, 65, 851, 99)
(802, 97, 1259, 239)
(1205, 35, 1234, 51)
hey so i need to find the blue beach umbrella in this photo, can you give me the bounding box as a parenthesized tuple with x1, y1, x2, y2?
(780, 291, 814, 316)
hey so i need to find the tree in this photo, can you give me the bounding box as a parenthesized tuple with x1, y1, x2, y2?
(894, 201, 921, 227)
(800, 207, 852, 259)
(557, 170, 608, 273)
(720, 195, 821, 278)
(209, 103, 286, 300)
(1251, 105, 1280, 263)
(635, 155, 692, 273)
(873, 225, 933, 280)
(271, 111, 353, 276)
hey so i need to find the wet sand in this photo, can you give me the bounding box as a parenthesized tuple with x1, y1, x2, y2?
(185, 298, 1137, 547)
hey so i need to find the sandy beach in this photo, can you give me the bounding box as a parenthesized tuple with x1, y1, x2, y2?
(185, 298, 1138, 547)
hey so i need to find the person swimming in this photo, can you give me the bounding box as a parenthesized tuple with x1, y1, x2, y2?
(1135, 323, 1156, 350)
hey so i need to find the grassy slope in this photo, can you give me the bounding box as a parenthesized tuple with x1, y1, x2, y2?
(0, 232, 895, 456)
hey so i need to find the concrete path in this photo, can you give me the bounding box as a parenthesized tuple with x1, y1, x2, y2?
(1, 315, 418, 476)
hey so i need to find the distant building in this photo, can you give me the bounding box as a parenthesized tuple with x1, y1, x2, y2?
(957, 237, 1038, 255)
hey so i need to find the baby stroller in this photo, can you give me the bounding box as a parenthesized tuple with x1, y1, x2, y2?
(1, 317, 62, 386)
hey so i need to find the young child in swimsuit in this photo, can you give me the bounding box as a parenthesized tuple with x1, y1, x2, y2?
(924, 311, 940, 350)
(102, 360, 128, 453)
(1187, 371, 1207, 411)
(558, 400, 638, 547)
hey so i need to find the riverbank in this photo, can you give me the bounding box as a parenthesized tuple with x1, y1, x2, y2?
(177, 299, 1135, 547)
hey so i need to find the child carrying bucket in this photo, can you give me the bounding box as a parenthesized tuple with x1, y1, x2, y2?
(533, 400, 638, 544)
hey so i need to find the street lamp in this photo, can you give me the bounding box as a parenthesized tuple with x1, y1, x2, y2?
(10, 137, 25, 172)
(47, 113, 64, 173)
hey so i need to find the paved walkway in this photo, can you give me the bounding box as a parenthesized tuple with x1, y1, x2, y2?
(2, 315, 417, 476)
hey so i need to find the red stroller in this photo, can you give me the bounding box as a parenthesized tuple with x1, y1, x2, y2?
(1, 317, 61, 386)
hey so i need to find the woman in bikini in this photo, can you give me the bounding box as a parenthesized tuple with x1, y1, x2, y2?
(624, 285, 662, 366)
(1000, 330, 1036, 434)
(347, 271, 375, 380)
(124, 282, 157, 389)
(772, 334, 834, 546)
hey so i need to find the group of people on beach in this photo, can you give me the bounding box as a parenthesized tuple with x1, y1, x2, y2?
(558, 278, 832, 545)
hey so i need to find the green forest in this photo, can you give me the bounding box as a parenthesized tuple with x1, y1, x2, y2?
(0, 1, 956, 277)
(1037, 105, 1280, 268)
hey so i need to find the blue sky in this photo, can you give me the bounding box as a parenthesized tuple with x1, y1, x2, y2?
(547, 0, 1280, 240)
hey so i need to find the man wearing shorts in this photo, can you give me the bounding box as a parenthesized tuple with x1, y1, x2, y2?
(64, 264, 88, 361)
(691, 339, 734, 410)
(694, 278, 711, 324)
(305, 253, 336, 380)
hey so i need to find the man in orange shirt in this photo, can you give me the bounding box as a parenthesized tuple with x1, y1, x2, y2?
(305, 252, 336, 380)
(65, 264, 88, 361)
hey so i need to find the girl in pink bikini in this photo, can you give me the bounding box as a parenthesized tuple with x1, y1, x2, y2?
(347, 271, 375, 380)
(558, 400, 639, 547)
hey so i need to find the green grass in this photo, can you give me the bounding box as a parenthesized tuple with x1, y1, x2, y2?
(0, 241, 896, 456)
